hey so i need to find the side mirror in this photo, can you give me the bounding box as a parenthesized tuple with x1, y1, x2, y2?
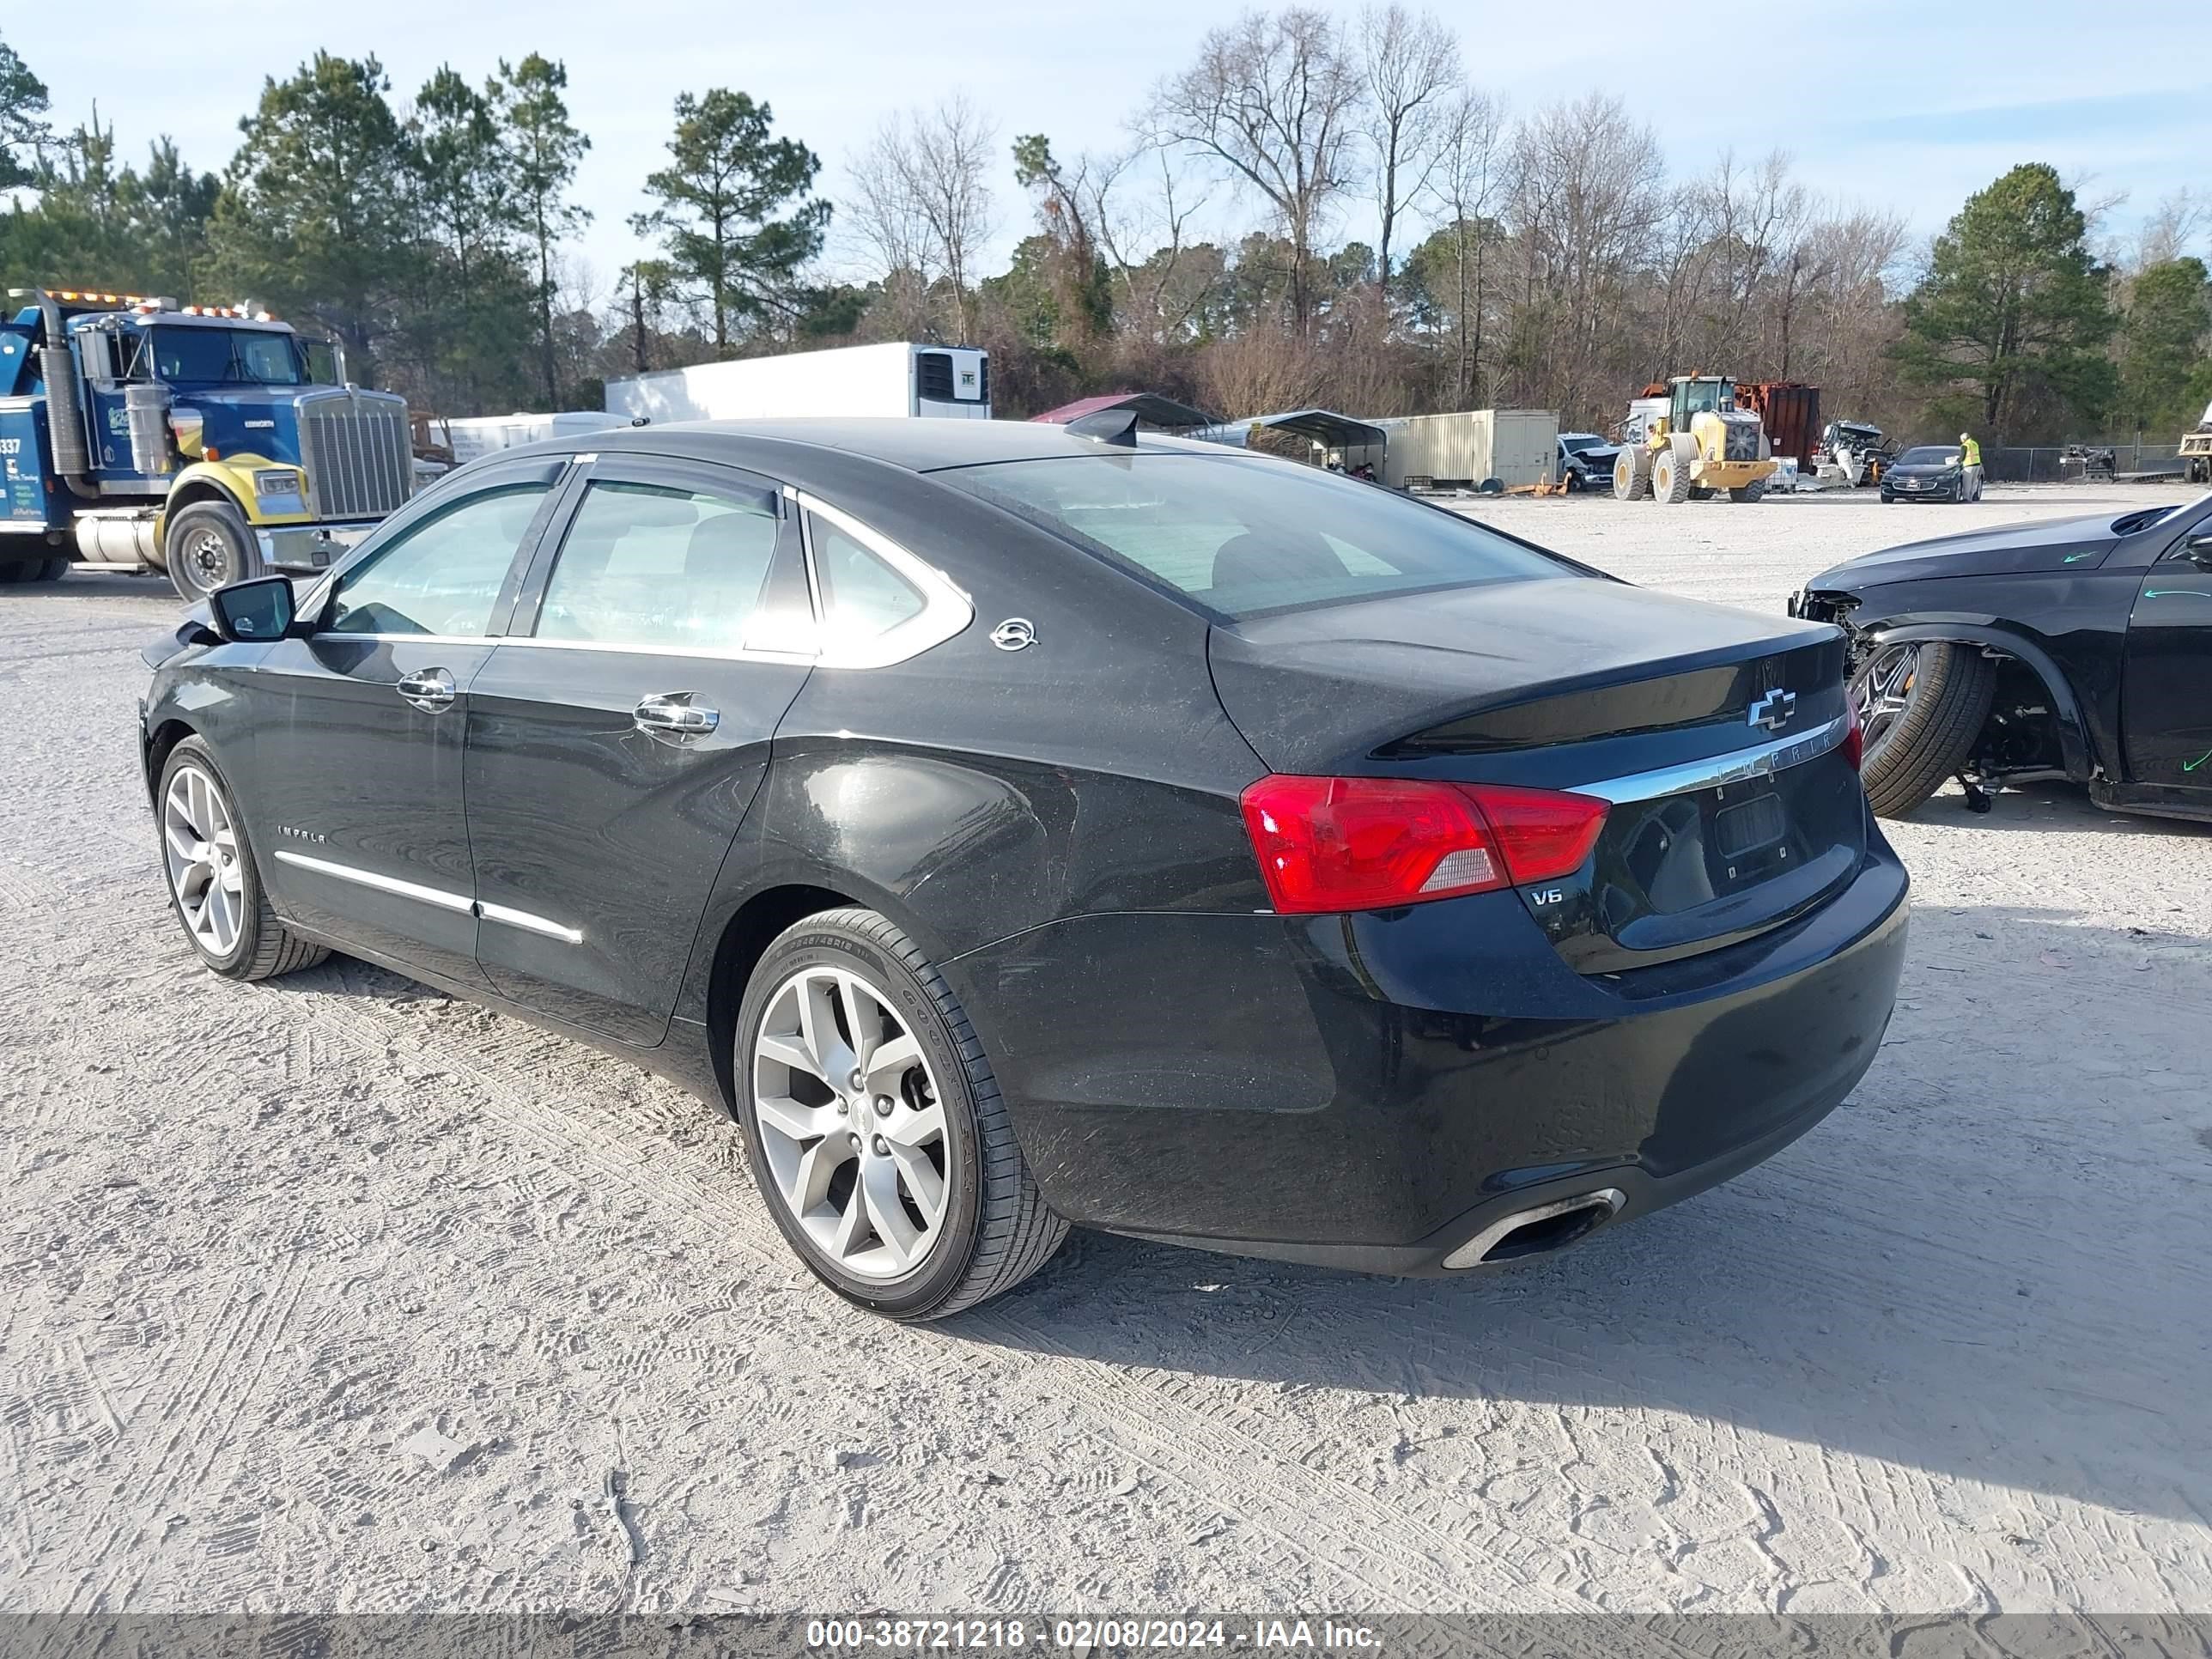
(2185, 533, 2212, 573)
(207, 575, 297, 643)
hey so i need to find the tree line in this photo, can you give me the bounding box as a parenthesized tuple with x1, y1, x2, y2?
(3, 13, 2208, 445)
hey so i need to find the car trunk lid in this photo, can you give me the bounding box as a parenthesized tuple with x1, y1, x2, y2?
(1209, 577, 1863, 969)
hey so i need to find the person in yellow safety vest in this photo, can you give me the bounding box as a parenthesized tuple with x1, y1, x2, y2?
(1958, 432, 1984, 501)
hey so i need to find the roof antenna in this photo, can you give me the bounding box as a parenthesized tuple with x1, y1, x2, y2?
(1065, 407, 1139, 447)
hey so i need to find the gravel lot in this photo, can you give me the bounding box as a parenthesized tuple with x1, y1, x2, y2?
(3, 483, 2209, 1619)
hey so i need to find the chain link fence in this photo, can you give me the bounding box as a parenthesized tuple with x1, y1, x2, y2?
(1984, 441, 2188, 483)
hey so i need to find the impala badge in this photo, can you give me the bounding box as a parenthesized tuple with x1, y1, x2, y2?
(1747, 690, 1796, 732)
(990, 618, 1036, 652)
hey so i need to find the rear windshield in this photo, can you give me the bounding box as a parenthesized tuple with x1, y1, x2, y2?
(937, 453, 1571, 619)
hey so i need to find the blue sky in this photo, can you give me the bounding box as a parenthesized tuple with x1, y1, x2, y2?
(10, 0, 2207, 298)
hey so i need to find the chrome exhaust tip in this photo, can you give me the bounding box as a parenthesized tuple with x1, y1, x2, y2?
(1443, 1188, 1626, 1270)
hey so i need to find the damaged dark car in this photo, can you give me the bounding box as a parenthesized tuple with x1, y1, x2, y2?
(1792, 492, 2212, 822)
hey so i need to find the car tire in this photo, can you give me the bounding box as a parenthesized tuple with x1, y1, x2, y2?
(1852, 641, 1997, 818)
(166, 500, 255, 604)
(156, 738, 331, 980)
(734, 907, 1068, 1321)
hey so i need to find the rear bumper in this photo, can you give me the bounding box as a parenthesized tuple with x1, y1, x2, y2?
(949, 825, 1908, 1274)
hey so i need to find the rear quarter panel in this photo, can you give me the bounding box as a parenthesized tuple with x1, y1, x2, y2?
(673, 467, 1273, 1027)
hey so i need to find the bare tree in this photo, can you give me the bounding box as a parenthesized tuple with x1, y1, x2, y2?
(847, 96, 996, 342)
(1358, 3, 1459, 306)
(1791, 206, 1908, 416)
(1091, 144, 1218, 343)
(1647, 179, 1719, 386)
(846, 121, 938, 337)
(1696, 149, 1809, 363)
(1503, 94, 1666, 416)
(1416, 85, 1505, 404)
(1147, 8, 1364, 334)
(2134, 188, 2208, 271)
(908, 95, 996, 342)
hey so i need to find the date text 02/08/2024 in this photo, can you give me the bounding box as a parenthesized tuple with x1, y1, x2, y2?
(804, 1617, 1382, 1650)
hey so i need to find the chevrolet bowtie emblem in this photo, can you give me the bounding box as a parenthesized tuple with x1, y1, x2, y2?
(1747, 690, 1796, 732)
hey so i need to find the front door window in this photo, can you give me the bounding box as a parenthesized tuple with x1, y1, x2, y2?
(326, 483, 551, 637)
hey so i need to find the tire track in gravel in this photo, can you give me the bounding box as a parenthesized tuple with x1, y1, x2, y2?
(69, 1249, 313, 1611)
(280, 976, 1741, 1646)
(289, 989, 1481, 1610)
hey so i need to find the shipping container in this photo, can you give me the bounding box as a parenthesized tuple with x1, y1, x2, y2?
(1376, 409, 1559, 490)
(605, 342, 989, 423)
(1737, 382, 1821, 471)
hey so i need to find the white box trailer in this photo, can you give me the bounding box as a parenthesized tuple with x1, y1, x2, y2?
(433, 410, 636, 466)
(605, 342, 990, 423)
(1378, 409, 1559, 490)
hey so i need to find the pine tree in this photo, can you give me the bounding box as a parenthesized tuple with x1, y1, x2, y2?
(213, 53, 413, 385)
(631, 88, 830, 356)
(1897, 163, 2117, 438)
(0, 29, 49, 192)
(2117, 258, 2210, 435)
(495, 54, 590, 409)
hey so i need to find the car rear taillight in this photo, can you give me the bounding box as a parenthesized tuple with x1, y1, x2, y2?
(1844, 701, 1864, 771)
(1239, 775, 1608, 915)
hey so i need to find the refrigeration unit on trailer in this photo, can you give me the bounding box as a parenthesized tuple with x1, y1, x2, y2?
(605, 342, 990, 423)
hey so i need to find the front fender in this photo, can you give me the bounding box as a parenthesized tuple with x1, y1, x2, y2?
(1857, 617, 2102, 782)
(158, 453, 313, 541)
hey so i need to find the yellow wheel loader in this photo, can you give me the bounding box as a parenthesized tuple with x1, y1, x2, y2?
(2181, 398, 2212, 486)
(1613, 375, 1781, 504)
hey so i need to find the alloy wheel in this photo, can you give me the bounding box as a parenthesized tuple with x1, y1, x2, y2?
(162, 764, 246, 957)
(750, 965, 949, 1282)
(1852, 642, 1921, 752)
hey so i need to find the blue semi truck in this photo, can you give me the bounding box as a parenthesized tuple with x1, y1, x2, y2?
(0, 287, 413, 599)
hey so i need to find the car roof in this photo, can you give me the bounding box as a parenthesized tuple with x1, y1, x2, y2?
(575, 416, 1227, 473)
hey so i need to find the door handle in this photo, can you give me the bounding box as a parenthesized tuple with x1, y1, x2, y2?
(634, 691, 720, 744)
(397, 667, 457, 712)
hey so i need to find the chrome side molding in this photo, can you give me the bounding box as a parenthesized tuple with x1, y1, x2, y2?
(273, 849, 471, 913)
(477, 902, 584, 945)
(274, 850, 580, 944)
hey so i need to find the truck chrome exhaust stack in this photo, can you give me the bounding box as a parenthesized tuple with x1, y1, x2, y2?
(1443, 1188, 1626, 1269)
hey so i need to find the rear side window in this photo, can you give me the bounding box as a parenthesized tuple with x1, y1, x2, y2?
(937, 453, 1570, 619)
(326, 481, 550, 637)
(535, 478, 780, 652)
(809, 512, 926, 640)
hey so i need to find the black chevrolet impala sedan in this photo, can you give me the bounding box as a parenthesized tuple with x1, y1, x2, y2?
(139, 419, 1908, 1319)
